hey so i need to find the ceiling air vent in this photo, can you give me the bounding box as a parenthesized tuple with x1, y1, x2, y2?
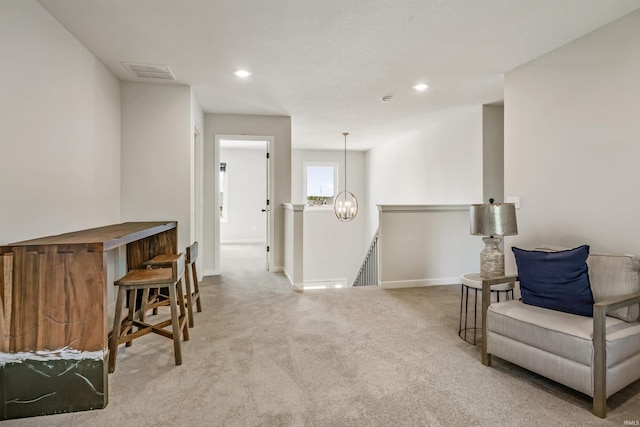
(122, 62, 175, 80)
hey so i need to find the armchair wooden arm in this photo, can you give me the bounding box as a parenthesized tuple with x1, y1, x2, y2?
(593, 290, 640, 418)
(480, 275, 519, 366)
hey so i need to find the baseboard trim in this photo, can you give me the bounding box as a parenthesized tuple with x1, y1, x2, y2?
(269, 266, 284, 273)
(203, 269, 219, 276)
(283, 269, 303, 291)
(379, 277, 459, 289)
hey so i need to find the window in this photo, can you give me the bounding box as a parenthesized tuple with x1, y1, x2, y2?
(219, 162, 228, 222)
(304, 162, 338, 206)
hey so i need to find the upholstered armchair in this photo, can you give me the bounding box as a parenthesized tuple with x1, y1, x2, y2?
(480, 247, 640, 418)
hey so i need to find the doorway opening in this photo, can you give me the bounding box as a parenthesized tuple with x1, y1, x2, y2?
(214, 135, 274, 274)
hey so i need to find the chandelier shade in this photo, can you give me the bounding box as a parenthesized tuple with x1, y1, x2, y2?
(334, 190, 358, 221)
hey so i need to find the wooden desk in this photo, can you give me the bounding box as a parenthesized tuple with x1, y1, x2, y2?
(0, 222, 177, 420)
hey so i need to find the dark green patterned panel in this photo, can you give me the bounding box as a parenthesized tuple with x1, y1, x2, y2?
(1, 354, 108, 420)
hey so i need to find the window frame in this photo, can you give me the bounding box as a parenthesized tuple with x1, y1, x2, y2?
(303, 161, 339, 205)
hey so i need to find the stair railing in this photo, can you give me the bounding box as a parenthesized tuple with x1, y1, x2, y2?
(353, 230, 379, 287)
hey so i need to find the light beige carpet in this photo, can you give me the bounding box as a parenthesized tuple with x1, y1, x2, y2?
(5, 244, 639, 426)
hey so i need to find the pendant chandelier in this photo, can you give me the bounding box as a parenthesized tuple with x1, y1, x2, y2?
(334, 132, 358, 222)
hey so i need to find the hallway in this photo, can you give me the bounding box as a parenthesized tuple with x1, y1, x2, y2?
(218, 243, 288, 290)
(5, 256, 640, 426)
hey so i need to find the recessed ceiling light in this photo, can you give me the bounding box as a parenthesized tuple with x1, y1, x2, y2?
(234, 69, 252, 78)
(413, 83, 429, 91)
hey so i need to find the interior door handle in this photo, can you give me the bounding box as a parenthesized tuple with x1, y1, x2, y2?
(261, 209, 267, 212)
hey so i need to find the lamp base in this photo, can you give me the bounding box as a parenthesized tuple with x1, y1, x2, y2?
(480, 236, 505, 278)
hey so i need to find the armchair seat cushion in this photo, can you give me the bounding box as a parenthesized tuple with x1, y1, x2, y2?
(488, 300, 640, 368)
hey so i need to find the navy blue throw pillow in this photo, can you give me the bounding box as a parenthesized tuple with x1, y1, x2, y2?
(512, 245, 594, 317)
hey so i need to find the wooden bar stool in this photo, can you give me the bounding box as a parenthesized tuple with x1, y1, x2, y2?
(108, 254, 189, 373)
(144, 242, 202, 328)
(186, 242, 202, 322)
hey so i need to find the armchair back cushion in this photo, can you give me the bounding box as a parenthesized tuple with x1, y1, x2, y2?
(535, 246, 640, 322)
(587, 253, 640, 322)
(513, 245, 594, 317)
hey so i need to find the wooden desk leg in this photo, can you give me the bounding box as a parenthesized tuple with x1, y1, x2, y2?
(0, 253, 13, 353)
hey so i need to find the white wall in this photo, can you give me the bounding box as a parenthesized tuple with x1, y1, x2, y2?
(292, 149, 367, 285)
(303, 208, 367, 286)
(483, 105, 504, 203)
(365, 106, 484, 241)
(220, 147, 267, 243)
(283, 204, 304, 290)
(120, 82, 192, 251)
(204, 114, 291, 274)
(378, 206, 484, 287)
(0, 0, 121, 244)
(504, 9, 640, 271)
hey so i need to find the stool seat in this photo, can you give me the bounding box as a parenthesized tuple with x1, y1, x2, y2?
(144, 253, 181, 266)
(118, 267, 176, 286)
(109, 254, 189, 373)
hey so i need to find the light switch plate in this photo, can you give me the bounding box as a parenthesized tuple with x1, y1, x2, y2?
(507, 196, 521, 209)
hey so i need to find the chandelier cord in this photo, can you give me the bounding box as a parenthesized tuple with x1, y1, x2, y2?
(343, 132, 348, 199)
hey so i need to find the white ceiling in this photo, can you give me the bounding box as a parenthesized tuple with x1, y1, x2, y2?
(37, 0, 640, 151)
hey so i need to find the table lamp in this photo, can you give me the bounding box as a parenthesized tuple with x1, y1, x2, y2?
(470, 199, 518, 278)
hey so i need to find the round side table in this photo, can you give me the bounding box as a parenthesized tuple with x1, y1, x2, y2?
(458, 273, 515, 345)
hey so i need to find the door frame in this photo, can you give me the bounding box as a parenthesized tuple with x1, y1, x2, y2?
(192, 125, 204, 277)
(214, 134, 275, 273)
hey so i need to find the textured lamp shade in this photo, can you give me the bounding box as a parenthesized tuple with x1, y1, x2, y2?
(470, 202, 518, 278)
(470, 203, 518, 237)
